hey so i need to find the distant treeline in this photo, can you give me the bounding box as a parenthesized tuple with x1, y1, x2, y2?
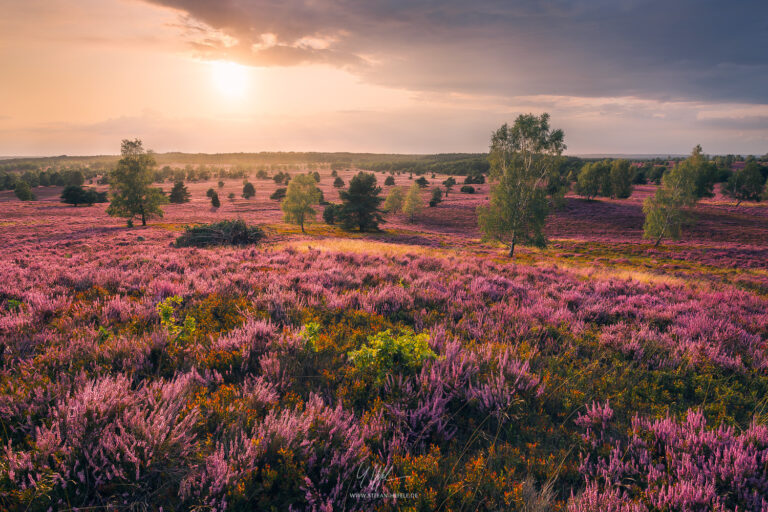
(2, 151, 766, 193)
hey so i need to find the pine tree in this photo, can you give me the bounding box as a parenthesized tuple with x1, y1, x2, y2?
(169, 181, 190, 203)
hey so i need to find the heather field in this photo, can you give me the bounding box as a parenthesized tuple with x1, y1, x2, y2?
(2, 170, 768, 511)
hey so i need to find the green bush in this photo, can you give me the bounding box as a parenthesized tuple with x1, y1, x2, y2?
(460, 185, 475, 194)
(348, 328, 436, 383)
(174, 219, 264, 248)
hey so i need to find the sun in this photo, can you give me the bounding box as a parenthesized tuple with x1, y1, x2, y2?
(210, 61, 250, 98)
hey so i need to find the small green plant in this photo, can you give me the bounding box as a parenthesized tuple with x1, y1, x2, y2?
(6, 299, 22, 312)
(97, 325, 113, 342)
(348, 328, 436, 383)
(157, 295, 196, 345)
(300, 322, 321, 352)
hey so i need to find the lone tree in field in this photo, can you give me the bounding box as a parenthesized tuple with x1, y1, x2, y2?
(338, 172, 384, 231)
(383, 186, 405, 214)
(442, 176, 456, 196)
(281, 173, 321, 233)
(429, 187, 443, 207)
(333, 176, 345, 188)
(107, 139, 167, 226)
(723, 161, 765, 205)
(169, 181, 190, 203)
(242, 181, 256, 199)
(210, 191, 220, 208)
(478, 113, 565, 257)
(384, 175, 395, 186)
(643, 145, 711, 246)
(403, 182, 423, 222)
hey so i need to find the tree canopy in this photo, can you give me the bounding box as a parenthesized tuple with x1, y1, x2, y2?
(169, 181, 191, 203)
(478, 113, 565, 257)
(338, 172, 384, 232)
(643, 145, 712, 246)
(242, 182, 256, 199)
(281, 173, 321, 233)
(383, 186, 405, 214)
(107, 139, 167, 226)
(13, 181, 35, 201)
(403, 182, 423, 222)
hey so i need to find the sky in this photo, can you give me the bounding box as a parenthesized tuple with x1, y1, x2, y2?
(1, 0, 766, 156)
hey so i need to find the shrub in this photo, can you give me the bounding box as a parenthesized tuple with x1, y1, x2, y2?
(429, 187, 443, 207)
(210, 191, 220, 208)
(348, 328, 436, 383)
(270, 187, 287, 201)
(174, 219, 265, 247)
(384, 175, 395, 186)
(242, 182, 255, 199)
(333, 176, 345, 188)
(61, 185, 107, 206)
(464, 173, 485, 184)
(415, 176, 429, 188)
(460, 185, 475, 194)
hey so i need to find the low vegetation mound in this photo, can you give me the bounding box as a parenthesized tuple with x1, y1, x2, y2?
(174, 219, 264, 247)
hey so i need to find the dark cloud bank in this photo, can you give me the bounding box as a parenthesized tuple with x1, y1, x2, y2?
(147, 0, 768, 104)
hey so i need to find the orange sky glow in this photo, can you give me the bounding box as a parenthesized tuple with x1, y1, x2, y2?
(1, 0, 766, 156)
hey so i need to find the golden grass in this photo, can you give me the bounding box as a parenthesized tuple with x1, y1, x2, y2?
(278, 237, 457, 258)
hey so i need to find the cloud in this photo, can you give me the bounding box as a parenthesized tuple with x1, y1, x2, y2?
(143, 0, 768, 104)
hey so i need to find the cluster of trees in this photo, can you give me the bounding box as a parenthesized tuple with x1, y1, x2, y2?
(722, 161, 768, 205)
(278, 171, 385, 232)
(574, 159, 635, 200)
(380, 183, 424, 222)
(53, 134, 768, 254)
(463, 173, 486, 184)
(152, 165, 251, 183)
(273, 171, 291, 185)
(364, 155, 489, 177)
(1, 168, 89, 191)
